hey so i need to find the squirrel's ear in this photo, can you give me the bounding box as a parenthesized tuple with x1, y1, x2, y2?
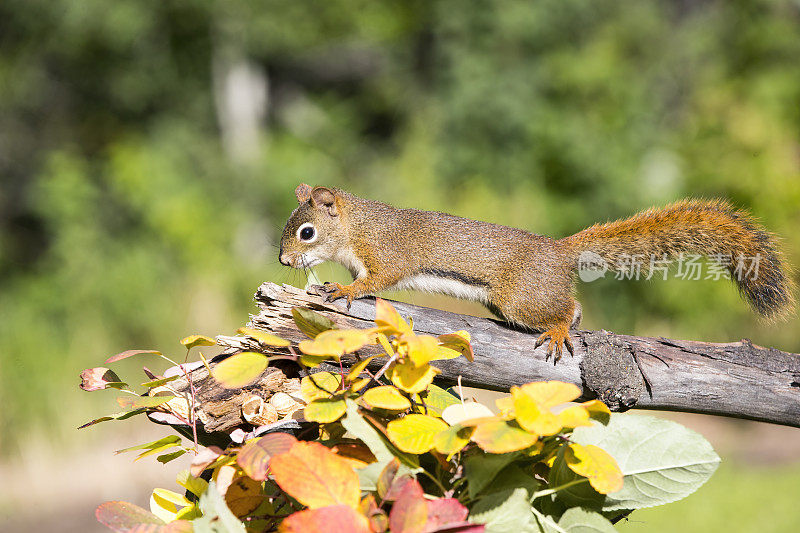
(295, 183, 313, 203)
(310, 187, 338, 216)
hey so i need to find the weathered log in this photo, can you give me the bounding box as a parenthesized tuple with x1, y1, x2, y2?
(166, 282, 800, 434)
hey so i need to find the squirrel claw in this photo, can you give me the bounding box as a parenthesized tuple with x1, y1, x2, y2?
(535, 326, 572, 365)
(318, 282, 354, 310)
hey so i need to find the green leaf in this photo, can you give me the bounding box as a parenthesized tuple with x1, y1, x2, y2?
(117, 395, 176, 411)
(77, 408, 147, 429)
(558, 508, 617, 533)
(470, 487, 537, 533)
(341, 400, 418, 469)
(193, 482, 247, 533)
(116, 435, 182, 455)
(141, 375, 180, 388)
(157, 450, 187, 464)
(481, 464, 540, 498)
(292, 307, 336, 338)
(559, 413, 720, 511)
(465, 451, 521, 498)
(211, 351, 268, 389)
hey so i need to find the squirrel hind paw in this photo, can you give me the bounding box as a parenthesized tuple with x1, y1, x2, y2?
(535, 327, 574, 364)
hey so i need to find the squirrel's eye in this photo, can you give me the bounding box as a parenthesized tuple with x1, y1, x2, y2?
(297, 223, 317, 243)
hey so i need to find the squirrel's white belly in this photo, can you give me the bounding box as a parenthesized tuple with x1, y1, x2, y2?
(393, 274, 490, 303)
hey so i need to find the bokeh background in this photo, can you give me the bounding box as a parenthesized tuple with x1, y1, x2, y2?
(1, 1, 800, 531)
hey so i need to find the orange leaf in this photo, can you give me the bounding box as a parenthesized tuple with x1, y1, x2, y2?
(270, 441, 361, 509)
(278, 505, 371, 533)
(237, 432, 297, 481)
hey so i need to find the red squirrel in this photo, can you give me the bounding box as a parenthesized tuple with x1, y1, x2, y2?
(279, 184, 793, 362)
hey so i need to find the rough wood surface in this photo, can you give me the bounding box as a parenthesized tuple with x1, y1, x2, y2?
(207, 282, 800, 428)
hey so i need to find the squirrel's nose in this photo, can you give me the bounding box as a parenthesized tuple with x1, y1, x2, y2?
(279, 253, 290, 266)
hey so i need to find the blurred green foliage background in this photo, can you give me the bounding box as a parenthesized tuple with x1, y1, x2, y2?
(1, 1, 799, 528)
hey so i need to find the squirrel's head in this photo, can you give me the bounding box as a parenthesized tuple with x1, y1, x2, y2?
(279, 184, 348, 269)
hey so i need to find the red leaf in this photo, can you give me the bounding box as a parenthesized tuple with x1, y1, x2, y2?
(278, 505, 371, 533)
(424, 498, 469, 532)
(389, 479, 428, 533)
(95, 501, 163, 532)
(270, 441, 361, 509)
(105, 349, 162, 364)
(383, 475, 422, 502)
(80, 367, 124, 391)
(236, 432, 297, 481)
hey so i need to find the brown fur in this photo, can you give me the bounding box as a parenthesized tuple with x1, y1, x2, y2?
(279, 187, 794, 361)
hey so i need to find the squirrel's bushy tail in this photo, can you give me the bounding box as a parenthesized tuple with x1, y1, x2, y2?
(565, 199, 794, 318)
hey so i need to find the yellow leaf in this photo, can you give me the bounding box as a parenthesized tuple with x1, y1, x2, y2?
(471, 418, 538, 454)
(237, 327, 291, 347)
(422, 384, 461, 416)
(374, 298, 412, 335)
(557, 405, 592, 429)
(581, 399, 612, 424)
(350, 377, 370, 392)
(304, 397, 347, 423)
(565, 443, 624, 494)
(511, 386, 563, 436)
(388, 359, 440, 394)
(211, 352, 268, 389)
(386, 414, 448, 454)
(301, 372, 343, 402)
(299, 354, 331, 368)
(433, 423, 473, 458)
(180, 335, 216, 350)
(436, 331, 474, 362)
(363, 386, 411, 411)
(516, 381, 581, 408)
(495, 396, 515, 417)
(401, 334, 441, 366)
(346, 356, 375, 382)
(299, 329, 371, 357)
(441, 401, 494, 426)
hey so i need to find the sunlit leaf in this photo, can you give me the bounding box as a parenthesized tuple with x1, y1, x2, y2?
(292, 307, 336, 338)
(471, 418, 538, 454)
(557, 405, 593, 429)
(386, 414, 448, 454)
(237, 326, 291, 347)
(304, 397, 348, 423)
(402, 334, 440, 367)
(176, 470, 209, 498)
(437, 331, 474, 362)
(237, 432, 297, 481)
(140, 375, 179, 388)
(80, 367, 127, 391)
(441, 401, 494, 426)
(211, 351, 268, 389)
(363, 385, 411, 411)
(279, 504, 371, 533)
(516, 381, 581, 408)
(433, 423, 473, 458)
(180, 335, 216, 349)
(299, 329, 372, 357)
(300, 372, 342, 402)
(511, 386, 562, 436)
(116, 436, 182, 455)
(346, 356, 375, 382)
(374, 297, 412, 335)
(565, 443, 624, 495)
(117, 395, 175, 411)
(270, 441, 361, 509)
(388, 359, 440, 394)
(105, 349, 162, 364)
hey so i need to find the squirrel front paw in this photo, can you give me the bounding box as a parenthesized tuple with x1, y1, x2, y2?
(313, 282, 356, 308)
(534, 324, 574, 365)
